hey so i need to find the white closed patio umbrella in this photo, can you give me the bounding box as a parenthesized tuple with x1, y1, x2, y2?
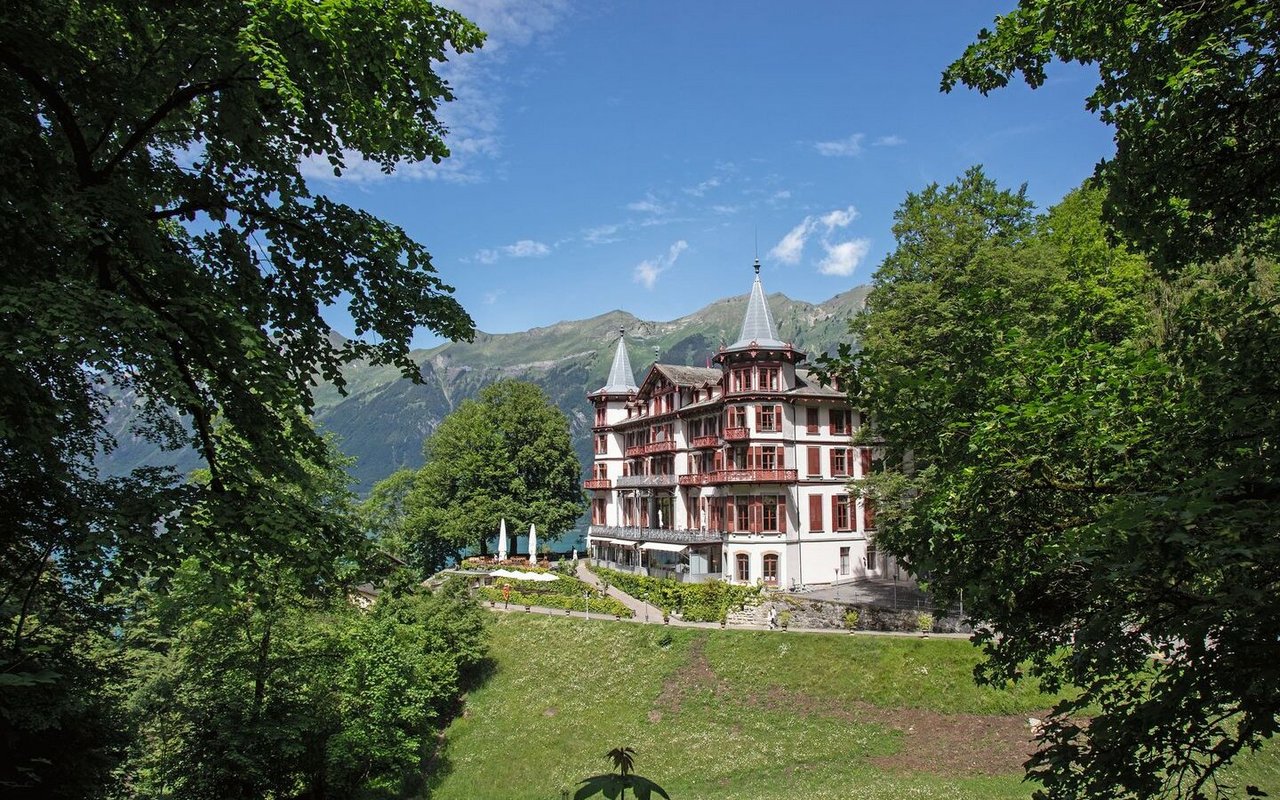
(528, 523, 537, 565)
(497, 518, 508, 561)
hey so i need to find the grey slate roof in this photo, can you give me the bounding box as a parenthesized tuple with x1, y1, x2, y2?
(592, 329, 639, 395)
(790, 368, 846, 398)
(727, 260, 786, 350)
(654, 364, 722, 387)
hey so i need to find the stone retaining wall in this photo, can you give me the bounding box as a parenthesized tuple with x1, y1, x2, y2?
(764, 594, 971, 634)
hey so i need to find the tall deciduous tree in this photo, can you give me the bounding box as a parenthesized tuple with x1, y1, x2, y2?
(0, 2, 482, 794)
(942, 0, 1280, 272)
(380, 380, 585, 572)
(826, 171, 1280, 798)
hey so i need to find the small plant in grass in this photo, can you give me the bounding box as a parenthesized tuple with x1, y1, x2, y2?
(917, 612, 934, 636)
(844, 609, 860, 633)
(574, 746, 670, 800)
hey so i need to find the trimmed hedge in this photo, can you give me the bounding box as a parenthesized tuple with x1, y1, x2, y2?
(477, 585, 632, 618)
(590, 566, 762, 622)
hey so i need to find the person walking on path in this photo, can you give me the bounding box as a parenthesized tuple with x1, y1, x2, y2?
(767, 607, 778, 629)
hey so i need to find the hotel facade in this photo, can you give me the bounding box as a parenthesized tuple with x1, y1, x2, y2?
(585, 262, 886, 589)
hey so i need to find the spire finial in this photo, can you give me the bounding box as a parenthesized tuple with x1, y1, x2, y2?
(753, 258, 761, 276)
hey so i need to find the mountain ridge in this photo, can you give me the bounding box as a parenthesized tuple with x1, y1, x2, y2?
(101, 285, 870, 495)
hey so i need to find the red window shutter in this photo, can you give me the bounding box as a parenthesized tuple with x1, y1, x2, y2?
(807, 446, 820, 476)
(831, 495, 839, 530)
(863, 498, 876, 530)
(861, 448, 873, 476)
(754, 405, 760, 428)
(807, 407, 818, 434)
(775, 405, 782, 430)
(829, 448, 837, 475)
(809, 495, 823, 531)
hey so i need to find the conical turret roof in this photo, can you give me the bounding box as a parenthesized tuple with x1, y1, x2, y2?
(728, 260, 785, 350)
(591, 328, 639, 395)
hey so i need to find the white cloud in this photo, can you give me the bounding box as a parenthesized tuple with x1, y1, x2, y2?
(503, 239, 550, 258)
(770, 219, 814, 265)
(710, 204, 739, 215)
(684, 176, 722, 197)
(814, 133, 864, 157)
(626, 193, 668, 214)
(873, 134, 905, 147)
(768, 205, 860, 265)
(818, 238, 871, 276)
(582, 224, 622, 245)
(819, 206, 859, 229)
(633, 240, 688, 289)
(471, 238, 551, 263)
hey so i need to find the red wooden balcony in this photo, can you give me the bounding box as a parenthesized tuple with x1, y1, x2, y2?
(690, 434, 720, 449)
(677, 469, 797, 486)
(722, 427, 750, 441)
(583, 478, 611, 490)
(624, 440, 678, 457)
(707, 469, 797, 485)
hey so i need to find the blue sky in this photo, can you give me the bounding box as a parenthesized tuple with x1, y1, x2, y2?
(302, 1, 1116, 347)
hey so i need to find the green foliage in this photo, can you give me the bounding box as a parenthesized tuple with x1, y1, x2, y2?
(118, 568, 488, 800)
(477, 572, 633, 618)
(824, 171, 1280, 798)
(375, 380, 585, 573)
(943, 1, 1280, 272)
(844, 610, 860, 631)
(0, 1, 483, 792)
(916, 613, 933, 634)
(591, 566, 762, 622)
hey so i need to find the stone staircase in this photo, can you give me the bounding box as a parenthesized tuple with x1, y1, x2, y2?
(726, 602, 770, 627)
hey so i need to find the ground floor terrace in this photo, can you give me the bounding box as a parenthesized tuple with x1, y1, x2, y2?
(588, 524, 894, 589)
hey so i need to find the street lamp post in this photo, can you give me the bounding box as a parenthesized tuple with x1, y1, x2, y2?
(583, 591, 590, 621)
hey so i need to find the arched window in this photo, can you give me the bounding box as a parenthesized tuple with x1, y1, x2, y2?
(735, 553, 750, 582)
(762, 553, 779, 585)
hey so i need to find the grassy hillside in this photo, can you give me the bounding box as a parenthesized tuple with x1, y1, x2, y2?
(431, 614, 1280, 800)
(431, 615, 1054, 800)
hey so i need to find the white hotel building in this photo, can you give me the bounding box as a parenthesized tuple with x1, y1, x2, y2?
(585, 262, 887, 588)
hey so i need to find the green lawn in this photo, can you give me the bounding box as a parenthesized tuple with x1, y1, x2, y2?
(429, 615, 1064, 799)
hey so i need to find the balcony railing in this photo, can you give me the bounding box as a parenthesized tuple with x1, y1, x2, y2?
(583, 478, 611, 490)
(722, 426, 750, 441)
(623, 440, 678, 458)
(690, 434, 720, 449)
(678, 469, 798, 486)
(589, 525, 724, 544)
(614, 474, 679, 488)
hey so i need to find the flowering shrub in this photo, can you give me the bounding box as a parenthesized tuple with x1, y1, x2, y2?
(590, 567, 761, 622)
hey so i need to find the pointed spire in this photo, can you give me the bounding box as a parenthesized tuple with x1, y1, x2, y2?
(594, 327, 639, 395)
(729, 259, 784, 349)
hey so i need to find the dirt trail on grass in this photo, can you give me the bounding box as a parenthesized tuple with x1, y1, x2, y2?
(652, 635, 1040, 777)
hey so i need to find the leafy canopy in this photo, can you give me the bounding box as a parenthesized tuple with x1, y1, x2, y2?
(1, 1, 483, 794)
(371, 379, 586, 573)
(942, 0, 1280, 272)
(825, 169, 1280, 799)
